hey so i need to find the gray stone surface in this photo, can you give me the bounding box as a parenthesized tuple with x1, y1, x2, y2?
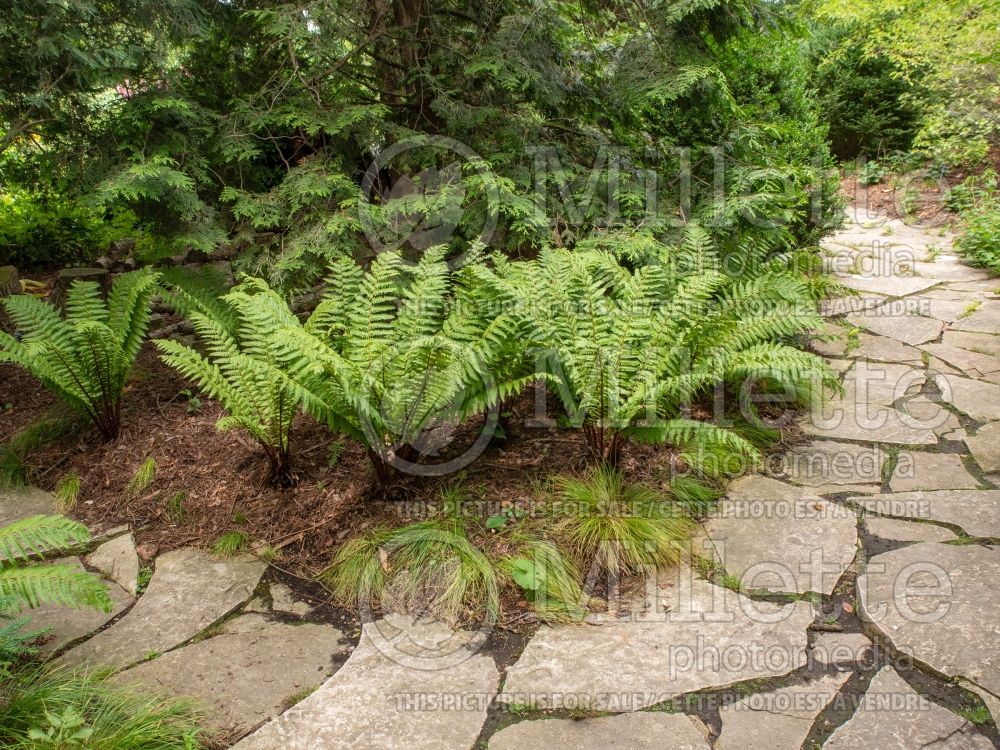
(847, 308, 943, 347)
(26, 557, 133, 654)
(118, 614, 348, 736)
(489, 712, 710, 750)
(782, 440, 884, 494)
(935, 374, 1000, 422)
(921, 343, 1000, 376)
(85, 532, 140, 596)
(899, 396, 961, 436)
(811, 632, 872, 667)
(836, 274, 940, 297)
(854, 490, 1000, 538)
(232, 617, 499, 750)
(270, 583, 312, 617)
(498, 572, 813, 710)
(854, 333, 923, 364)
(62, 547, 265, 669)
(717, 673, 850, 750)
(859, 544, 1000, 695)
(951, 301, 1000, 334)
(944, 331, 1000, 359)
(863, 516, 956, 543)
(966, 422, 1000, 474)
(704, 476, 857, 595)
(821, 294, 887, 318)
(0, 486, 59, 526)
(823, 667, 992, 750)
(889, 452, 979, 492)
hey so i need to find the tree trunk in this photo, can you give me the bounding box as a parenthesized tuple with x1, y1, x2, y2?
(0, 266, 19, 297)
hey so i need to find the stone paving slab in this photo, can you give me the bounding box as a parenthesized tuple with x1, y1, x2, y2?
(965, 422, 1000, 473)
(232, 617, 499, 750)
(717, 672, 849, 750)
(846, 308, 943, 347)
(853, 490, 1000, 538)
(921, 343, 1000, 376)
(26, 557, 133, 654)
(823, 666, 992, 749)
(854, 333, 922, 364)
(863, 516, 956, 543)
(489, 712, 711, 750)
(951, 301, 1000, 334)
(835, 274, 940, 297)
(498, 571, 814, 710)
(0, 486, 59, 526)
(704, 476, 857, 595)
(935, 374, 1000, 422)
(811, 632, 872, 667)
(889, 452, 980, 492)
(118, 614, 348, 737)
(85, 532, 140, 596)
(859, 544, 1000, 696)
(944, 330, 1000, 359)
(61, 547, 266, 670)
(898, 396, 961, 436)
(782, 440, 884, 494)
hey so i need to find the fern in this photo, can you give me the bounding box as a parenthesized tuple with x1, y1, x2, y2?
(0, 516, 111, 614)
(0, 270, 160, 439)
(475, 227, 835, 466)
(156, 278, 303, 485)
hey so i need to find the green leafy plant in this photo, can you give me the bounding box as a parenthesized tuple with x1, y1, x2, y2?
(125, 457, 156, 499)
(478, 231, 833, 467)
(212, 531, 248, 556)
(0, 667, 205, 749)
(0, 516, 111, 614)
(956, 201, 1000, 276)
(55, 473, 81, 512)
(857, 160, 887, 186)
(548, 468, 695, 577)
(278, 247, 533, 483)
(0, 270, 160, 440)
(156, 277, 303, 485)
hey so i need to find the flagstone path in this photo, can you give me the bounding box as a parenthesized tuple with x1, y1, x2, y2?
(2, 208, 999, 747)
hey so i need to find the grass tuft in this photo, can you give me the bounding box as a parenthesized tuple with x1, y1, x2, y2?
(125, 458, 156, 499)
(212, 531, 248, 556)
(55, 473, 81, 512)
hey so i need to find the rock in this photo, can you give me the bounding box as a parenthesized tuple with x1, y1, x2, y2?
(136, 543, 158, 562)
(913, 261, 992, 282)
(898, 396, 961, 436)
(0, 265, 19, 297)
(782, 441, 884, 493)
(50, 267, 110, 308)
(846, 308, 943, 347)
(85, 532, 140, 596)
(497, 571, 813, 710)
(0, 486, 59, 526)
(854, 333, 922, 365)
(951, 301, 1000, 334)
(232, 617, 499, 750)
(904, 296, 979, 323)
(810, 632, 872, 667)
(61, 547, 265, 670)
(811, 322, 849, 357)
(824, 668, 992, 749)
(965, 422, 1000, 473)
(944, 331, 1000, 359)
(270, 583, 312, 616)
(853, 489, 1000, 538)
(26, 557, 133, 653)
(717, 672, 850, 750)
(118, 614, 348, 736)
(863, 516, 956, 543)
(858, 545, 1000, 695)
(836, 274, 940, 298)
(489, 712, 710, 750)
(803, 364, 936, 445)
(820, 294, 887, 318)
(889, 452, 979, 492)
(921, 343, 1000, 376)
(935, 374, 1000, 422)
(704, 476, 858, 595)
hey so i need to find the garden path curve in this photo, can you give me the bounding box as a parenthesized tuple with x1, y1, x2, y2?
(3, 207, 1000, 748)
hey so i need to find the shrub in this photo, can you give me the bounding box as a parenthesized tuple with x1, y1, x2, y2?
(0, 194, 109, 268)
(956, 199, 1000, 276)
(0, 269, 159, 439)
(857, 160, 887, 186)
(477, 229, 833, 467)
(548, 468, 694, 577)
(281, 247, 532, 483)
(155, 277, 302, 485)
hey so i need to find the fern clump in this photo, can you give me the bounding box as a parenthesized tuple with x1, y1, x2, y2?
(0, 270, 159, 440)
(155, 278, 304, 485)
(477, 226, 835, 468)
(282, 246, 533, 483)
